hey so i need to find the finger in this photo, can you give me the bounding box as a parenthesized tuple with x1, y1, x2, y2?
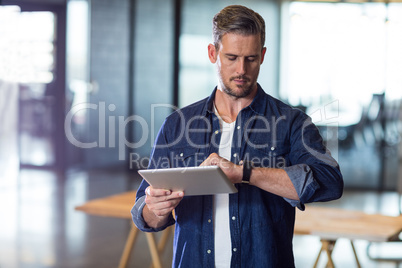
(210, 153, 223, 165)
(155, 191, 184, 203)
(145, 190, 184, 206)
(151, 206, 177, 218)
(200, 158, 210, 166)
(200, 153, 221, 166)
(147, 197, 183, 215)
(146, 186, 171, 197)
(172, 191, 184, 198)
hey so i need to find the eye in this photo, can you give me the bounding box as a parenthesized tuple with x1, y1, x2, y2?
(246, 57, 257, 62)
(228, 56, 237, 61)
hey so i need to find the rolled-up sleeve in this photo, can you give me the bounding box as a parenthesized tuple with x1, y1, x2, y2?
(131, 195, 149, 231)
(131, 194, 175, 232)
(282, 112, 343, 210)
(283, 164, 320, 210)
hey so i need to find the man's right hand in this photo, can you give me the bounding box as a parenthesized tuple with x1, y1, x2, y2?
(143, 186, 184, 229)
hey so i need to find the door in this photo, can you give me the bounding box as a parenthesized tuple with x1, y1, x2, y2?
(0, 1, 66, 169)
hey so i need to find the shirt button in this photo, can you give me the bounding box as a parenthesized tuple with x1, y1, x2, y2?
(215, 130, 219, 134)
(208, 219, 211, 223)
(207, 249, 211, 254)
(237, 126, 241, 130)
(232, 216, 236, 221)
(233, 153, 237, 158)
(179, 153, 183, 157)
(271, 146, 275, 151)
(233, 248, 237, 252)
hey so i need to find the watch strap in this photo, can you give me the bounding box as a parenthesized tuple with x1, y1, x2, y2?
(242, 161, 253, 184)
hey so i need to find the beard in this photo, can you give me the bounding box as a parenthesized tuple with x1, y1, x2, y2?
(221, 75, 255, 99)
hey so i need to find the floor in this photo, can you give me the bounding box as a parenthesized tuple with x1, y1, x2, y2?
(1, 166, 402, 268)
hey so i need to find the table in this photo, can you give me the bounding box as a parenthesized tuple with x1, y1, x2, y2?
(76, 192, 402, 268)
(75, 191, 173, 268)
(295, 206, 402, 267)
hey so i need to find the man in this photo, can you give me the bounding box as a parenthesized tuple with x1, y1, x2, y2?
(132, 5, 343, 268)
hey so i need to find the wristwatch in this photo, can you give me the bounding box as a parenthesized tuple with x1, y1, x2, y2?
(241, 161, 254, 184)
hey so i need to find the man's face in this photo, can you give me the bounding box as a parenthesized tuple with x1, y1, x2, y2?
(208, 33, 266, 99)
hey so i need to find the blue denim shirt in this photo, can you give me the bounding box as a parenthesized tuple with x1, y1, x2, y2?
(132, 85, 343, 268)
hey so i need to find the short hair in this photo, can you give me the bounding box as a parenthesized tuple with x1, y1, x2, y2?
(212, 5, 265, 51)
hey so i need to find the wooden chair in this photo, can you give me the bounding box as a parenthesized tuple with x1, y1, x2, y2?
(75, 191, 173, 268)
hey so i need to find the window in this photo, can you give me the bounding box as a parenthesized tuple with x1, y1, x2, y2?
(280, 3, 402, 114)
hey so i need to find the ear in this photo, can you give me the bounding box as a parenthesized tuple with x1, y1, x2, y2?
(208, 43, 218, 64)
(260, 47, 267, 64)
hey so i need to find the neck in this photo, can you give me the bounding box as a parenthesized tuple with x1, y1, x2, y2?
(214, 86, 257, 123)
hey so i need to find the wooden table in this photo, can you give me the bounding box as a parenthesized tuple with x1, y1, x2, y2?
(76, 191, 402, 268)
(75, 191, 173, 268)
(295, 206, 402, 267)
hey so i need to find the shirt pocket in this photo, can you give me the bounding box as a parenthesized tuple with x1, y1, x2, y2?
(170, 147, 206, 168)
(246, 139, 291, 168)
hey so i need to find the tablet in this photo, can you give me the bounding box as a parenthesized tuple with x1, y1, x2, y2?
(138, 166, 238, 196)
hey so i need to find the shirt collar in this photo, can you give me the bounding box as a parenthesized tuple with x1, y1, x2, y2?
(247, 83, 267, 116)
(204, 87, 217, 116)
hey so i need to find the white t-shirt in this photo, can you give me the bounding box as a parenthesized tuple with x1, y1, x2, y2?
(214, 106, 235, 267)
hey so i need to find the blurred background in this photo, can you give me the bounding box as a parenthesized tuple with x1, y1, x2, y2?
(0, 0, 401, 267)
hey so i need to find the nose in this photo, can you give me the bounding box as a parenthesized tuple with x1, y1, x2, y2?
(236, 59, 246, 75)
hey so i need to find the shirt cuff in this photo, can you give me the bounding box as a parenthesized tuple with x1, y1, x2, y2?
(131, 195, 175, 232)
(283, 164, 320, 210)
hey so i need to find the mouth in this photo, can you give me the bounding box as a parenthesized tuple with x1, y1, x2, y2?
(231, 76, 249, 85)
